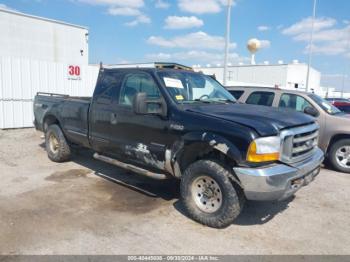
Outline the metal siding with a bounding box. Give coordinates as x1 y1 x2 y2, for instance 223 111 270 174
0 57 98 129
0 10 88 65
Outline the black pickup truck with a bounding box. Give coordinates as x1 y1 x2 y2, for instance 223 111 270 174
34 63 324 228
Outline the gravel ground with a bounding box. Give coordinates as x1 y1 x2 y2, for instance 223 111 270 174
0 128 349 255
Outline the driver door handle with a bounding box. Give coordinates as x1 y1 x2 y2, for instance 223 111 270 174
110 113 118 125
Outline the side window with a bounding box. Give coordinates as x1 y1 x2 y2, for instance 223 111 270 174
229 90 244 100
279 94 312 112
94 72 122 103
246 92 275 106
119 73 160 106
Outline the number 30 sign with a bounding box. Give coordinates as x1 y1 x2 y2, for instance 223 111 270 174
68 65 82 80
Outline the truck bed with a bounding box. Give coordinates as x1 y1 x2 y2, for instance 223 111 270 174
36 92 91 102
34 92 91 147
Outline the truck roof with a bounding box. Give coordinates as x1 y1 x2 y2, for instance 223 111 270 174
101 62 193 71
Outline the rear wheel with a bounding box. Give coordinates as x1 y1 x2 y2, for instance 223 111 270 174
180 160 244 228
45 124 71 162
329 139 350 173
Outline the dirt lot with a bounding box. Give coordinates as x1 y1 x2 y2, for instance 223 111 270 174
0 128 349 255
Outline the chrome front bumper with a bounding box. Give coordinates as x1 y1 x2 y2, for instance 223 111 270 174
233 148 324 201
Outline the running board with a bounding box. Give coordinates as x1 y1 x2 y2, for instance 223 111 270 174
93 153 168 180
94 172 157 197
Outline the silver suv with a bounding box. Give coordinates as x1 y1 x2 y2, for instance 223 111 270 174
227 86 350 173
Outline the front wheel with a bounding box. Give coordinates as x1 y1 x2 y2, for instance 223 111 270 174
180 160 244 228
329 139 350 173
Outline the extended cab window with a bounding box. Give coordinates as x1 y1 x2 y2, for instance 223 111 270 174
94 71 123 100
228 90 244 99
279 94 313 112
246 92 274 106
119 73 160 106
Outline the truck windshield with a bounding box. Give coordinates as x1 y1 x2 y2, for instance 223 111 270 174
157 71 236 104
309 94 343 115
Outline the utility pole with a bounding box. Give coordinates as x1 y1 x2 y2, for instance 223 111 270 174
306 0 317 93
223 0 233 86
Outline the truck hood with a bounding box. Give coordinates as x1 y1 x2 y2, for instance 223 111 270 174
187 103 315 136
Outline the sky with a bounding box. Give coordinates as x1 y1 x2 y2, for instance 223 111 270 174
0 0 350 90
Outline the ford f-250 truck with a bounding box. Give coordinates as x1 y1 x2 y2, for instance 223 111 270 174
34 62 324 228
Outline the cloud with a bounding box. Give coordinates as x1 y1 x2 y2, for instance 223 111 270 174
146 50 248 65
0 3 17 11
125 14 151 26
107 7 141 16
178 0 236 14
164 16 203 30
293 26 350 42
260 40 271 48
282 17 350 58
77 0 144 8
258 25 271 32
282 17 336 35
306 40 349 56
147 31 237 50
154 0 170 9
77 0 150 26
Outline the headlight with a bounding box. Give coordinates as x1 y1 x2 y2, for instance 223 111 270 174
247 136 281 162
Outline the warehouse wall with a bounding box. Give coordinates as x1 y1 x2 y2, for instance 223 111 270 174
0 9 89 65
196 65 288 87
196 64 321 93
0 57 99 129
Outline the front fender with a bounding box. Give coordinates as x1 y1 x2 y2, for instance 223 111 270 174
182 131 244 164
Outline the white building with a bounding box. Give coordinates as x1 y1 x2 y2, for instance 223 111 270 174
0 8 98 129
195 62 322 95
0 8 89 64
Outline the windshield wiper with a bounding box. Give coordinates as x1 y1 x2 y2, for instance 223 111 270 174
217 99 236 104
193 99 213 103
184 98 235 104
193 98 236 104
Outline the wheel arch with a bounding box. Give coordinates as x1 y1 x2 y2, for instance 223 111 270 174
327 133 350 155
173 132 244 186
43 114 61 132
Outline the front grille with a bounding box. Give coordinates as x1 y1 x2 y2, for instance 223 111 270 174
280 123 319 164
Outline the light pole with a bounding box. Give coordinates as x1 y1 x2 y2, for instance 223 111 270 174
223 0 233 86
341 29 350 98
306 0 317 93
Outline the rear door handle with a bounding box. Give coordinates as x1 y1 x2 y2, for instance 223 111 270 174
110 113 118 125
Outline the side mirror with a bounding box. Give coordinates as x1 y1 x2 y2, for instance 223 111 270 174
304 106 319 117
133 92 167 117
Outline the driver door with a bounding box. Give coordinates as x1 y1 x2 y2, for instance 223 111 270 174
111 72 171 170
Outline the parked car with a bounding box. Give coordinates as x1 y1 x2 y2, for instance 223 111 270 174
325 99 350 114
333 102 350 113
227 86 350 173
325 97 350 103
34 63 323 228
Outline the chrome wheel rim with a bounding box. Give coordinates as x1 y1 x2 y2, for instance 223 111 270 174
49 134 59 154
191 175 223 213
336 146 350 169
